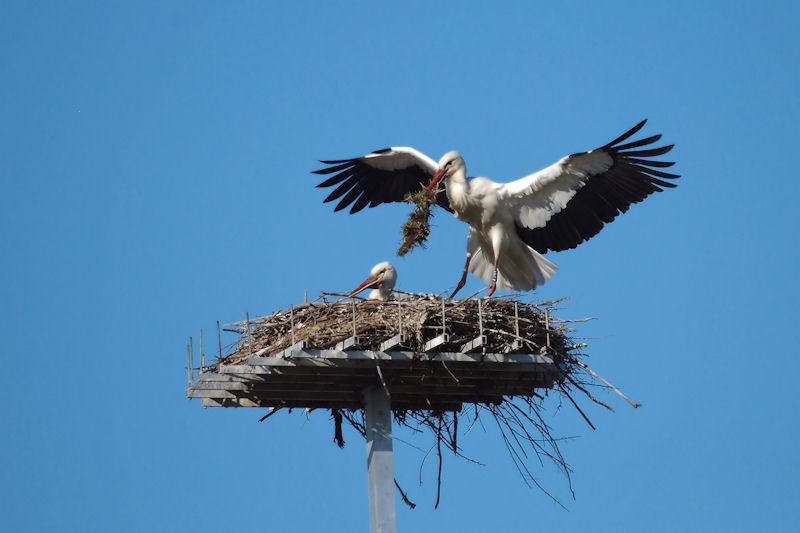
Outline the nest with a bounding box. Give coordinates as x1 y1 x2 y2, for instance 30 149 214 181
220 294 570 366
211 294 633 507
397 189 438 256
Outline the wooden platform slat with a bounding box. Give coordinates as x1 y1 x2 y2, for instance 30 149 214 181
248 349 554 365
188 349 556 410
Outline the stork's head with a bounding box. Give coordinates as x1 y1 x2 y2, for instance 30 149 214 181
427 151 464 190
348 261 397 300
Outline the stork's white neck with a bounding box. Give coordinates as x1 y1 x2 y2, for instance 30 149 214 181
445 167 473 215
368 286 393 300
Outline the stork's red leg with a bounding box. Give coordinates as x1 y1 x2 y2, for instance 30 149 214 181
487 259 498 297
449 253 472 299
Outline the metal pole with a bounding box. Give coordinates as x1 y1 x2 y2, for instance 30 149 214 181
478 298 483 336
545 309 551 352
188 337 194 382
246 311 252 356
290 305 295 345
217 320 222 363
199 328 204 373
364 387 397 533
397 301 403 337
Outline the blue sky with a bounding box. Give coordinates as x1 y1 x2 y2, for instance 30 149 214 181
2 1 799 531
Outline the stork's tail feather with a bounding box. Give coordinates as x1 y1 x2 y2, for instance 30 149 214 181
469 245 558 291
530 250 558 287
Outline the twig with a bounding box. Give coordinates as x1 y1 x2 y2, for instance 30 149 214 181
394 478 416 509
434 421 443 509
332 409 345 448
556 383 596 430
259 406 283 422
575 361 642 408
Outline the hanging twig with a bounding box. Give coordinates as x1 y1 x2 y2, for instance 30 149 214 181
434 420 443 509
332 409 345 448
259 406 283 422
394 478 416 510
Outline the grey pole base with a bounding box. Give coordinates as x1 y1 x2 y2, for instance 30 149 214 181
364 387 397 533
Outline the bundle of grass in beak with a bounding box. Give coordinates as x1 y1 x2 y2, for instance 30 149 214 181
397 188 438 256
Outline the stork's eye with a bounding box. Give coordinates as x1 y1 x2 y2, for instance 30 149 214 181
445 161 452 168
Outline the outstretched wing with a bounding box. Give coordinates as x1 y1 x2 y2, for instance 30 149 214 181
500 120 678 253
313 147 452 214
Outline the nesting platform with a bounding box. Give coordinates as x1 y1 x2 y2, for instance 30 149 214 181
188 348 557 412
186 296 576 412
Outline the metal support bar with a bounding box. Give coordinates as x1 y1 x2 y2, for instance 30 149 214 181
217 320 222 363
506 302 521 353
245 312 252 356
379 334 406 352
200 328 204 373
187 340 193 384
364 387 397 533
422 334 449 352
460 335 486 354
290 305 296 345
545 309 551 353
504 340 522 353
275 340 306 358
478 298 483 336
397 301 403 337
248 349 554 365
335 336 360 351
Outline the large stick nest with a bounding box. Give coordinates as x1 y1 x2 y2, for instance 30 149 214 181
219 294 572 367
214 294 623 507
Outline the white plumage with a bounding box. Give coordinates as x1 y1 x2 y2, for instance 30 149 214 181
316 120 678 297
347 261 398 301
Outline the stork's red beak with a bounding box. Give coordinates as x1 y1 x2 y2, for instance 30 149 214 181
348 275 380 297
427 168 447 191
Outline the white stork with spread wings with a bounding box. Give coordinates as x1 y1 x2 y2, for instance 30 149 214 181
314 120 678 297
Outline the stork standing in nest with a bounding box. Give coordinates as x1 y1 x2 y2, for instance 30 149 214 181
348 261 398 301
316 120 678 297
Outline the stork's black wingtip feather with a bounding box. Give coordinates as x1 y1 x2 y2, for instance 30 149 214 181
603 119 649 149
319 158 355 165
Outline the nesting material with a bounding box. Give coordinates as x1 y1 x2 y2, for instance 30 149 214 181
397 189 438 256
218 295 572 367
